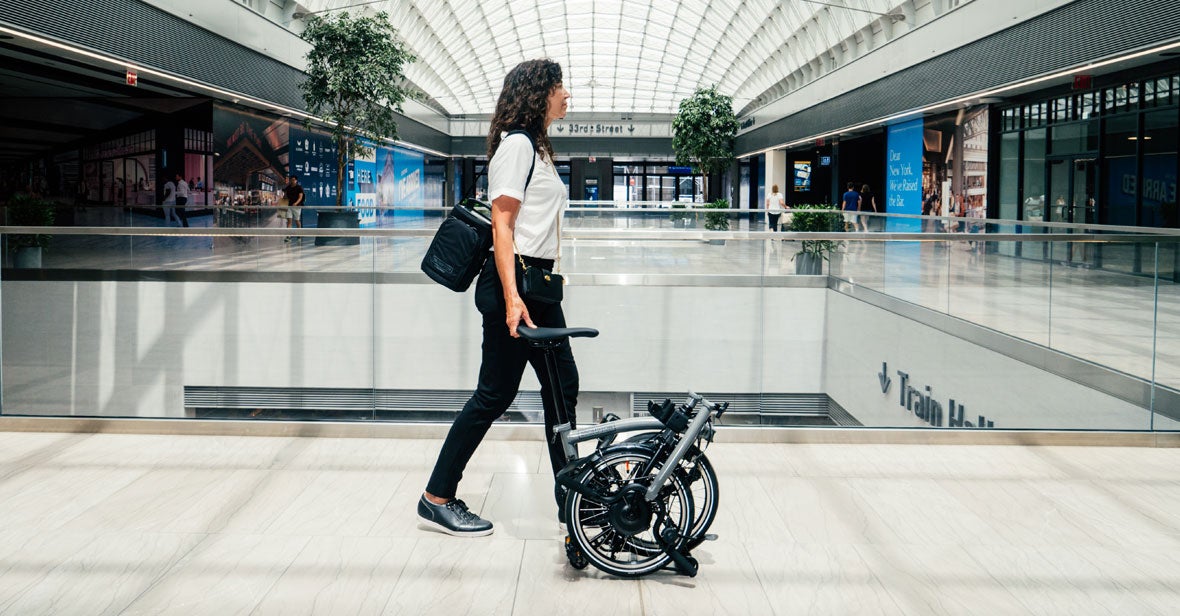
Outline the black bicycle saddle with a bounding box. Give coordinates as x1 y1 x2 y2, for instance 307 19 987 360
517 326 599 341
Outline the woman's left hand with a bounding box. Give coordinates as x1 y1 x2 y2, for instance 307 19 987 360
506 295 535 338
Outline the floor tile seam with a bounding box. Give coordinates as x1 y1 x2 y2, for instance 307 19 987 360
758 474 903 545
113 531 213 616
44 465 158 532
1082 478 1180 542
0 529 111 615
0 433 95 485
954 540 1053 614
360 470 414 537
846 542 956 615
961 542 1166 612
261 436 313 470
1026 477 1180 546
733 540 784 616
204 468 291 536
507 537 530 616
245 533 357 616
373 536 424 616
944 478 1129 548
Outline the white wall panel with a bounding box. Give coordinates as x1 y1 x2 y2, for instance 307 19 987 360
821 291 1151 430
2 281 827 417
5 278 1149 427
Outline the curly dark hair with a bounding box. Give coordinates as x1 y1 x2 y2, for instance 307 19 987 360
487 59 563 161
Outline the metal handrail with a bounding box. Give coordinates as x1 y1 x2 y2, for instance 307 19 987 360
2 225 1177 243
30 201 1180 235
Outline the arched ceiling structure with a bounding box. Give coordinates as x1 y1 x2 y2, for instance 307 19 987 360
292 0 944 117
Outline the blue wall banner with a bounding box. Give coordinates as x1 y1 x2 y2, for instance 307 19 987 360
289 126 339 207
392 146 425 224
886 118 924 221
349 140 378 226
885 118 924 289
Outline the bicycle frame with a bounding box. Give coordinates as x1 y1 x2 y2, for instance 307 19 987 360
552 392 721 502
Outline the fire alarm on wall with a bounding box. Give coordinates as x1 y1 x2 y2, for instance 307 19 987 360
126 69 137 86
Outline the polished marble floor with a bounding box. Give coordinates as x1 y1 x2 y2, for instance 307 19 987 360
2 429 1180 615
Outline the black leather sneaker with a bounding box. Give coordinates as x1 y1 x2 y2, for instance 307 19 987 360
417 495 493 537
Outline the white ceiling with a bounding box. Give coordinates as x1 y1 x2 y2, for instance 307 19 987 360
295 0 914 116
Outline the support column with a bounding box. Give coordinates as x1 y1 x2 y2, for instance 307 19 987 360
764 149 787 205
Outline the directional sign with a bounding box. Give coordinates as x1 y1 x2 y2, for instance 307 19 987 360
878 362 891 394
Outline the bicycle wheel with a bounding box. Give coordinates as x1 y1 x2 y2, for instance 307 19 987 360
565 447 694 578
622 433 718 550
679 453 719 550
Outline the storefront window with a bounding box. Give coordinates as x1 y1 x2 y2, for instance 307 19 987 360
1103 114 1138 225
999 132 1020 220
1022 128 1046 221
1142 109 1178 227
1049 120 1098 155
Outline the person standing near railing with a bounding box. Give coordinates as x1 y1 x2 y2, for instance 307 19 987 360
161 175 183 227
841 182 860 231
282 175 305 242
858 184 878 232
766 184 785 231
173 173 190 227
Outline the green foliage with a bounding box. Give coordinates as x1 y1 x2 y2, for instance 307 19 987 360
669 202 692 225
6 193 55 250
300 11 415 206
702 199 730 231
789 203 842 259
671 86 738 177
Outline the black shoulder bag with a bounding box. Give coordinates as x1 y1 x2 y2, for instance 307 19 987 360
420 130 535 292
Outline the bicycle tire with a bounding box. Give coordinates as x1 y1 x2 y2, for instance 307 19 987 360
564 446 694 578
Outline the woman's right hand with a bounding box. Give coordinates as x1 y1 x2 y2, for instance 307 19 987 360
506 295 536 338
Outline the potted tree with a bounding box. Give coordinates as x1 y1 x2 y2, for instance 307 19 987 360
670 202 693 229
701 198 730 244
300 10 414 244
789 203 842 275
672 86 738 238
6 193 55 268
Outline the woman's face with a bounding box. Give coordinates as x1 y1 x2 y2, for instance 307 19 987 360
545 84 571 125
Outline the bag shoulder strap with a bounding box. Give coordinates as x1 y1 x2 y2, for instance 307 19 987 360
505 129 537 191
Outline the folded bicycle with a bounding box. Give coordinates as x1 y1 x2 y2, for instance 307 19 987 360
519 325 728 578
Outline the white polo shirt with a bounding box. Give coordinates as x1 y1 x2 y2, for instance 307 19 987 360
488 132 566 259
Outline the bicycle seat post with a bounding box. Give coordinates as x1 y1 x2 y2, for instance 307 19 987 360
516 326 598 439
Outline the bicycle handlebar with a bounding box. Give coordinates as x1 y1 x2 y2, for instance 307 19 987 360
686 392 727 417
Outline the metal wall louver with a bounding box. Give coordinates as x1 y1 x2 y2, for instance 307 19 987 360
184 386 854 425
184 386 545 413
629 392 831 417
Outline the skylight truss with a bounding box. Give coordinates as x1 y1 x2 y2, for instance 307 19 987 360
294 0 917 116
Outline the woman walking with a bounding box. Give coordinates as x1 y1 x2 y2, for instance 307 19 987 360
419 59 575 536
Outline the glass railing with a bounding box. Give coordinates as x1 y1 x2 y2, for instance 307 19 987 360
1 208 1176 431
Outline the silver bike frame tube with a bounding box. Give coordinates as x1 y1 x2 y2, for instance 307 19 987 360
554 417 666 460
643 405 713 501
566 417 665 445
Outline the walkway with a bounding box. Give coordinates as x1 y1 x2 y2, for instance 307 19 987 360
1 430 1179 614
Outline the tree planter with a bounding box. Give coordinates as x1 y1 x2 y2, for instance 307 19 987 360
14 246 42 268
795 252 822 275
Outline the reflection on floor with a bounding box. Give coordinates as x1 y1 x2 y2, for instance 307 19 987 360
1 430 1179 615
